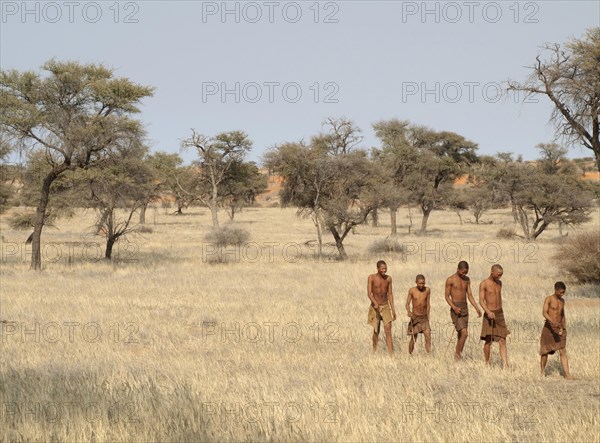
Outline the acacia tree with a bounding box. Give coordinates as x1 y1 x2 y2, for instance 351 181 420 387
147 152 200 215
0 137 14 214
492 145 594 239
507 28 600 172
372 119 414 236
181 130 253 226
219 160 268 220
266 118 381 260
0 60 153 270
77 144 155 259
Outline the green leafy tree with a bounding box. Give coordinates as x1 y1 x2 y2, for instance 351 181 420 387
0 60 153 269
266 118 381 260
75 142 155 259
219 160 268 220
181 130 253 226
492 145 594 239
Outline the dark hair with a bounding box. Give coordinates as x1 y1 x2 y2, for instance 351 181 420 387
377 260 387 268
492 264 503 271
415 274 425 281
458 261 469 270
554 281 566 291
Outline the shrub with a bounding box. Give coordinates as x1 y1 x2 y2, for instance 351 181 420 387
138 226 153 234
496 227 516 239
553 231 600 284
204 225 250 247
368 236 404 255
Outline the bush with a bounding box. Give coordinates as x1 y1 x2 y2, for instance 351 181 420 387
368 236 404 255
8 212 36 230
204 225 250 247
496 227 516 239
138 226 153 234
553 231 600 284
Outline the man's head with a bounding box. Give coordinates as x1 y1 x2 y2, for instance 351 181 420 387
415 274 426 290
377 260 387 276
457 261 469 277
491 264 504 280
554 281 566 297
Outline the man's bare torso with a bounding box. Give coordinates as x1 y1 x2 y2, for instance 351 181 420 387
369 274 391 305
545 295 564 325
481 277 502 310
447 274 469 302
409 287 429 316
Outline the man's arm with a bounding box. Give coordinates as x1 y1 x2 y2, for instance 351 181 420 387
467 279 482 317
479 280 494 319
405 289 412 318
445 277 460 314
426 288 431 321
388 277 396 320
542 297 553 324
367 275 378 309
561 301 566 330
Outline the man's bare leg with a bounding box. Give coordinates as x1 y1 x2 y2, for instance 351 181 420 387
425 331 431 353
540 354 548 375
408 335 416 354
559 349 572 379
483 338 492 365
455 328 468 361
499 338 509 369
384 323 393 354
372 331 379 352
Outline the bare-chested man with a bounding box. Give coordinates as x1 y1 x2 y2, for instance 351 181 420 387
367 260 396 354
479 264 510 369
540 281 572 379
406 274 431 354
445 261 481 361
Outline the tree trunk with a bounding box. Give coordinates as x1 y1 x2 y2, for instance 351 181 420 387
328 225 348 260
105 236 116 260
420 208 432 233
558 220 563 237
139 203 147 224
30 170 60 271
211 183 219 227
372 208 378 227
390 207 397 236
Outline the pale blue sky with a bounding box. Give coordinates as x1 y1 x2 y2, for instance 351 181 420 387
1 1 598 163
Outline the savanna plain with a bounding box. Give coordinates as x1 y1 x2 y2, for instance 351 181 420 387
1 206 599 442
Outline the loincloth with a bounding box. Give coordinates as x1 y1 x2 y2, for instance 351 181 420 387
407 314 430 335
367 302 392 334
450 300 469 332
480 309 510 342
539 320 567 355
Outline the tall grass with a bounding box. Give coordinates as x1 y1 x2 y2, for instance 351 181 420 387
1 206 598 442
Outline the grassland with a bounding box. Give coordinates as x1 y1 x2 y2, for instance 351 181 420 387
1 206 599 442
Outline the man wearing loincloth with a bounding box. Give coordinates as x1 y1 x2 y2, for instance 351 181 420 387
540 281 572 379
479 264 510 369
406 274 431 354
445 261 481 361
367 260 396 354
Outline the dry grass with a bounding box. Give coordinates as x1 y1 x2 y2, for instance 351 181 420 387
1 206 599 442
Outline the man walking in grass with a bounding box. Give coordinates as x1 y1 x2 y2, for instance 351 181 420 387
406 274 431 354
367 260 396 354
479 264 510 369
540 281 572 379
445 261 481 361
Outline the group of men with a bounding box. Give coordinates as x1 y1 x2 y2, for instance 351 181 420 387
367 260 572 379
